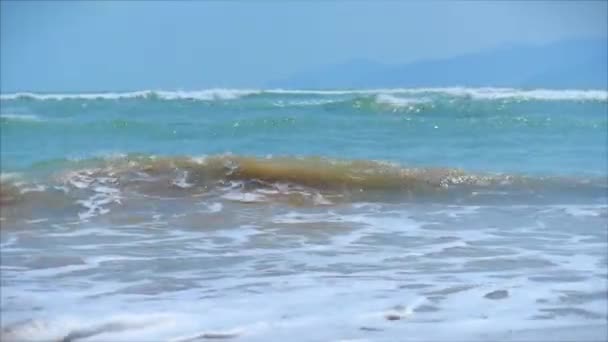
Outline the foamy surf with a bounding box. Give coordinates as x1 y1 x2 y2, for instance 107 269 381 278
1 86 606 341
2 200 606 341
1 154 605 224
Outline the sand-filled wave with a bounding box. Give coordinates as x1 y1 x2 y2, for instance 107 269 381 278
1 154 605 221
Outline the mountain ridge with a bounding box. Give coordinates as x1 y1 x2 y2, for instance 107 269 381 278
268 39 608 89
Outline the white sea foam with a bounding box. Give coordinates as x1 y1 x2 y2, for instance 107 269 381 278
0 236 19 248
153 89 260 100
429 87 608 101
77 186 122 220
271 211 344 224
19 185 47 194
561 205 604 217
1 314 171 342
172 171 193 189
273 98 340 107
374 94 430 107
200 202 223 213
0 91 150 101
312 193 333 205
0 89 260 101
221 191 267 203
0 172 22 182
270 88 608 101
168 328 243 342
2 88 606 101
1 199 606 341
0 114 43 122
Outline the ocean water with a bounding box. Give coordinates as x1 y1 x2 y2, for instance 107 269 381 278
1 88 607 341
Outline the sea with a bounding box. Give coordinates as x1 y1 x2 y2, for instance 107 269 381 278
1 88 607 341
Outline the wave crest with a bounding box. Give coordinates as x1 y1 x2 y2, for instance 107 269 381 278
2 88 606 102
3 154 604 206
1 154 605 224
0 89 261 101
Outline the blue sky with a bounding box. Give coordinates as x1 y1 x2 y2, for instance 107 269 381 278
1 1 606 91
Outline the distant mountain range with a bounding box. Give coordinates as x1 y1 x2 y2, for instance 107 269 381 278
268 39 607 89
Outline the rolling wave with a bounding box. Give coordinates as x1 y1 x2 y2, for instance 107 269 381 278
2 87 606 102
0 89 261 101
1 154 605 218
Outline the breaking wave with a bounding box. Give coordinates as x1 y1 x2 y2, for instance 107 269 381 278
2 87 606 102
0 89 261 101
1 154 605 221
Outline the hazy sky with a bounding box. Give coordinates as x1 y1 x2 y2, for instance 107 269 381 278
1 1 606 91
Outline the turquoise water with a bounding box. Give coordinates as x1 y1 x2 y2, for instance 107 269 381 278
1 88 607 341
2 88 607 176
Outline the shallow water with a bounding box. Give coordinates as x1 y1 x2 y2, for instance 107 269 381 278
1 88 607 341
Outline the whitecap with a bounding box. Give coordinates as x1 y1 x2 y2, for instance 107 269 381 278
0 89 260 101
0 114 43 122
3 88 606 102
421 87 608 101
266 88 608 101
374 94 430 108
